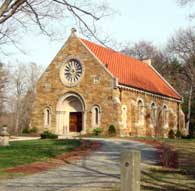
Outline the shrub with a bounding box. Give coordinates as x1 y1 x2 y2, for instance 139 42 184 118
40 131 58 139
175 129 182 138
22 127 38 134
159 145 178 168
22 128 30 134
108 124 116 136
30 127 38 133
168 129 175 139
93 127 103 136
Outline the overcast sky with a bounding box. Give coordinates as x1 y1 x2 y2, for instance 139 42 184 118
1 0 194 68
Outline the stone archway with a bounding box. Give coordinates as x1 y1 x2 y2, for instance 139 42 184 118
56 92 86 135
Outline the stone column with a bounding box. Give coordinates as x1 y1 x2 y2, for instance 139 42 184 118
0 126 10 146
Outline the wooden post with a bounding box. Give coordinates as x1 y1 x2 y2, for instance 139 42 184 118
120 150 141 191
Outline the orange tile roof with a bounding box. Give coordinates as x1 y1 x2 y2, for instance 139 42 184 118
80 38 181 100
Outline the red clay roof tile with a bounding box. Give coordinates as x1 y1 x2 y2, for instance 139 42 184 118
80 38 181 100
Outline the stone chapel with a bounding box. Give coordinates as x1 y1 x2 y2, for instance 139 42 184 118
31 29 185 137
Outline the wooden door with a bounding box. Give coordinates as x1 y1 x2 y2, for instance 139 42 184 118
69 112 82 132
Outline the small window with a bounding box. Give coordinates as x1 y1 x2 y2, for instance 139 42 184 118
151 102 157 126
44 107 51 128
163 105 169 128
91 105 101 128
95 107 99 125
138 99 144 124
93 76 100 84
121 105 127 129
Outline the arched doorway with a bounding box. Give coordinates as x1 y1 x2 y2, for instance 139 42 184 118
56 93 85 135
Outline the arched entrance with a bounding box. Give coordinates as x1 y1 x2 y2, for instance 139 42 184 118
56 93 85 135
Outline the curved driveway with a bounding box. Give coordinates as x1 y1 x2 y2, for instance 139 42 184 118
0 138 158 191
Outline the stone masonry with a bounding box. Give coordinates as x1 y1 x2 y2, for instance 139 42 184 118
31 31 185 138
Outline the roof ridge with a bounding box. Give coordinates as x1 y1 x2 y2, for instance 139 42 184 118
79 37 181 100
79 38 146 65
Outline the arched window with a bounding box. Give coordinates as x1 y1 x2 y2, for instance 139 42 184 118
138 99 144 124
95 107 99 125
163 105 169 128
44 107 51 128
91 105 101 128
151 102 157 126
121 105 127 129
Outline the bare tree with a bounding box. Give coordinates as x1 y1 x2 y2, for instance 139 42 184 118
19 63 42 131
0 0 112 48
177 0 195 18
121 40 172 76
177 0 195 6
168 27 195 133
26 62 42 94
0 62 8 114
121 40 158 60
10 63 27 133
7 62 42 133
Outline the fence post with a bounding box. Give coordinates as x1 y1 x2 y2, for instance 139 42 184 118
120 150 141 191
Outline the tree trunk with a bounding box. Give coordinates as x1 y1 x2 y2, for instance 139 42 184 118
15 112 19 134
186 84 193 134
15 96 20 134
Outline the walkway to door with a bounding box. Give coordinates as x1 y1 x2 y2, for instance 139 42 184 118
0 138 158 191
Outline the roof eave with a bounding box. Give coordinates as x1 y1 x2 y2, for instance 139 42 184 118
118 83 182 103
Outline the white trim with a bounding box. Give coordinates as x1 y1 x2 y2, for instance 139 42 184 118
91 105 101 128
56 92 86 135
136 97 144 106
150 102 157 128
150 101 157 109
43 106 52 128
118 84 182 103
162 104 169 129
121 105 127 129
137 99 145 126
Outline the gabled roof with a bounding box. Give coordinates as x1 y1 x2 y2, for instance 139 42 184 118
80 38 181 100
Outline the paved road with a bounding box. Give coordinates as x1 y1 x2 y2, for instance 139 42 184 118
0 138 158 191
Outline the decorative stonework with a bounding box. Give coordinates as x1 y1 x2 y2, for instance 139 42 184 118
60 56 85 87
31 32 185 138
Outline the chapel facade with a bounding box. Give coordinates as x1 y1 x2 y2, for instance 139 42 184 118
31 29 185 137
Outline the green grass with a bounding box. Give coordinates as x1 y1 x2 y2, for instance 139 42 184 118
0 139 80 170
130 137 195 191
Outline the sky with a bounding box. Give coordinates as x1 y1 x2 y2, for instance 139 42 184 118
1 0 194 68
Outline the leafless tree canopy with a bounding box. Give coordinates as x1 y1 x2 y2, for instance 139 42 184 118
121 40 171 76
177 0 195 19
121 40 158 60
3 62 42 132
168 27 195 131
0 0 112 46
177 0 195 6
0 62 7 113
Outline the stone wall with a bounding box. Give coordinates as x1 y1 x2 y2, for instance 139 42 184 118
31 34 118 135
113 87 185 137
31 33 185 138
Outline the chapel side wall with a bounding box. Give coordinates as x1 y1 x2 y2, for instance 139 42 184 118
114 88 184 137
30 34 118 135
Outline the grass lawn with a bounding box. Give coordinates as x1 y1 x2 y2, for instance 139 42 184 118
131 137 195 191
0 139 80 178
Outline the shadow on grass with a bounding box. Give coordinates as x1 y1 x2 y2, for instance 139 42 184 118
141 167 195 191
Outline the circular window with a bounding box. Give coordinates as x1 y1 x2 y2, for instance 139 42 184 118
60 58 84 87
